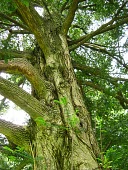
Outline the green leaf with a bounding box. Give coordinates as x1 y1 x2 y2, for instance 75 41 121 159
54 97 67 105
35 117 47 126
8 156 16 161
3 146 13 153
60 97 67 105
54 100 60 104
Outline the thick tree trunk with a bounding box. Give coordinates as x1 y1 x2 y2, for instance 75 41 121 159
0 2 101 169
30 34 101 170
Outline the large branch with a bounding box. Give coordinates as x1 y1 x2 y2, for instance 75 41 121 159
68 17 118 46
13 0 51 53
12 0 41 31
0 118 30 150
62 0 79 35
0 76 51 120
0 77 25 111
0 58 48 98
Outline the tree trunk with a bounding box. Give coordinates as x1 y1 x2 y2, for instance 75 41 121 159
0 1 102 169
29 33 100 170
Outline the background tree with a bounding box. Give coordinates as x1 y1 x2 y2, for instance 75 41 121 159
0 0 128 169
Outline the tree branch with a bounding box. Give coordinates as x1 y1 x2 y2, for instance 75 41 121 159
98 15 128 34
0 76 50 120
41 0 52 17
68 17 118 46
72 61 128 81
69 15 128 50
0 21 15 27
13 0 51 53
62 0 79 35
80 80 128 109
0 77 26 111
73 61 128 108
0 118 30 150
72 60 104 77
0 12 29 31
0 58 48 98
0 49 32 60
82 43 128 70
8 29 31 34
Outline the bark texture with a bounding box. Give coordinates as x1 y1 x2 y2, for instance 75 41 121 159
0 1 103 169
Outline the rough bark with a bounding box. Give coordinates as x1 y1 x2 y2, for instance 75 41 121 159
0 36 101 169
0 118 30 150
30 35 100 169
0 1 104 169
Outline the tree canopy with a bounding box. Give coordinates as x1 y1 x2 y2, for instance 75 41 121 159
0 0 128 169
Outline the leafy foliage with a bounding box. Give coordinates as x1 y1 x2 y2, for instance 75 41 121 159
0 136 33 170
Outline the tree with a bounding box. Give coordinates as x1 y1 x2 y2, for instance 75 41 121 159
0 0 128 169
